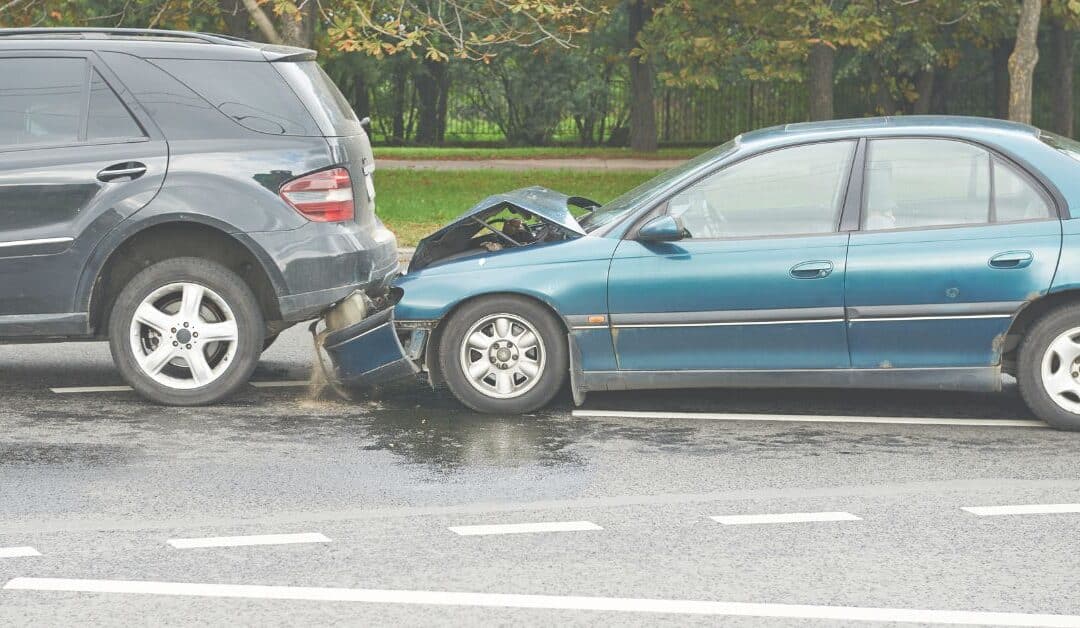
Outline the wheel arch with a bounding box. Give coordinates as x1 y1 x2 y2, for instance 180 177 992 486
83 217 287 336
423 290 571 387
1002 288 1080 375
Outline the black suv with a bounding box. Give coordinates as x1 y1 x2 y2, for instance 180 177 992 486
0 28 398 404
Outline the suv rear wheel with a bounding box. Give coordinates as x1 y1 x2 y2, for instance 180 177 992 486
108 257 263 406
1018 304 1080 430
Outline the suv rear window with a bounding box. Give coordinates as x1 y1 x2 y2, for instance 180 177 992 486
150 59 321 136
275 61 363 137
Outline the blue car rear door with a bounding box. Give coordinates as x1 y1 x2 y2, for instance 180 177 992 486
607 140 858 372
845 137 1062 369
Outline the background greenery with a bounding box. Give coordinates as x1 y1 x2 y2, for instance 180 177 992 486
4 1 1079 149
375 169 659 245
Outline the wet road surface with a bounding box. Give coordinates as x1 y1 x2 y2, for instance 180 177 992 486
2 326 1080 626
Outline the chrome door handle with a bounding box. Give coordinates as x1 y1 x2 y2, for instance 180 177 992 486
989 251 1033 269
97 162 147 182
790 260 834 279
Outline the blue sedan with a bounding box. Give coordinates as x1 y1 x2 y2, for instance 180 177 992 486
324 116 1080 430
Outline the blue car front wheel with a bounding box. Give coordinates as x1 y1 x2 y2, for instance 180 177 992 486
438 296 567 414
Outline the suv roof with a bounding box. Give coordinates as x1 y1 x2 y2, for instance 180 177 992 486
0 27 315 62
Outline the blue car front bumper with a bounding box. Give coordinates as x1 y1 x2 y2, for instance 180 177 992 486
322 307 428 387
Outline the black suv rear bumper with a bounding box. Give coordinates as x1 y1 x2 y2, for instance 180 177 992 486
249 219 399 322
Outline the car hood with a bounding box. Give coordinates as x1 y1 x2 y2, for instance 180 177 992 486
408 186 596 272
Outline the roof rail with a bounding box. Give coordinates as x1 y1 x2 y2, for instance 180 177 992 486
0 27 250 47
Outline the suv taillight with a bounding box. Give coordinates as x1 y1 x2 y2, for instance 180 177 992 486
280 167 354 222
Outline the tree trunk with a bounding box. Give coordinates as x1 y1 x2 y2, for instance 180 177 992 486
1050 18 1074 137
992 39 1012 118
390 65 408 144
276 1 316 48
628 0 657 152
807 42 834 121
414 59 448 145
218 0 255 40
1008 0 1042 123
869 61 897 115
912 69 935 115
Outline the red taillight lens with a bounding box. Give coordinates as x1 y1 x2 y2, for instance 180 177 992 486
280 167 354 222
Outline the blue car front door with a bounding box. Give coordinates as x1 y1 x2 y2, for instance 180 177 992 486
845 138 1062 368
607 140 858 372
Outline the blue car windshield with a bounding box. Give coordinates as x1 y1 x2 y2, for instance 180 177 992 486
579 140 738 233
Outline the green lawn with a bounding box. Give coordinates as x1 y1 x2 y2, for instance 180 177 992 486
375 168 660 246
374 146 706 161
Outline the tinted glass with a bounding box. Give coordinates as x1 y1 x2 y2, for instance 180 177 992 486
87 70 144 141
993 157 1051 222
668 140 854 239
864 139 990 230
0 58 85 147
151 59 320 136
579 140 737 233
277 61 361 136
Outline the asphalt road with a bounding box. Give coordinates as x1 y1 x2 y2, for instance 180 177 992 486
2 326 1080 626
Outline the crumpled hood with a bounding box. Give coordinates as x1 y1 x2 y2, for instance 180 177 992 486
408 186 595 272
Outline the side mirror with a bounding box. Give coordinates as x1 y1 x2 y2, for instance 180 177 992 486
637 215 686 242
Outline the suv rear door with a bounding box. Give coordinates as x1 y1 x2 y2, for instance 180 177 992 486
0 51 167 336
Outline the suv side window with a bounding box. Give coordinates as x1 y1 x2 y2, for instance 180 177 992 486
149 59 320 136
0 58 86 148
863 138 991 230
667 140 855 239
87 69 145 141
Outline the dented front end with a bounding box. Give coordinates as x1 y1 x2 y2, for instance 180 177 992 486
319 186 595 388
322 306 429 387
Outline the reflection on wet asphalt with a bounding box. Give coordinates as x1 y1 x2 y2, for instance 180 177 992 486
4 331 1080 626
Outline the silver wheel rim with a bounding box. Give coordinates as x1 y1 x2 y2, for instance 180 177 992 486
1040 326 1080 413
128 282 239 390
458 313 546 399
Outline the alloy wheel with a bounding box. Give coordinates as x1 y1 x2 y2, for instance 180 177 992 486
458 313 546 399
128 282 239 389
1040 325 1080 413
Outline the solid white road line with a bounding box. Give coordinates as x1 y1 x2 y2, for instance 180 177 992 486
710 512 861 525
0 547 40 558
6 578 1080 626
49 385 133 394
572 409 1047 428
249 380 309 388
167 533 331 549
962 504 1080 517
449 521 603 536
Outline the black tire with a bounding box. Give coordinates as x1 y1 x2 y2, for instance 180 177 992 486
1017 303 1080 431
437 295 567 413
107 257 264 406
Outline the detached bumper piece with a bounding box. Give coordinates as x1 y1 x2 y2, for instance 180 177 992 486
322 307 424 387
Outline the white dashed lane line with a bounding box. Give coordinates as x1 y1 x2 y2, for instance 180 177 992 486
6 578 1080 626
248 380 309 388
50 381 308 394
49 385 134 394
710 512 861 526
0 547 40 558
573 409 1047 428
449 521 603 536
962 504 1080 517
167 533 331 549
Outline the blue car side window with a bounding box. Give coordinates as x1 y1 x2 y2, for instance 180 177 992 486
863 138 991 230
667 140 855 239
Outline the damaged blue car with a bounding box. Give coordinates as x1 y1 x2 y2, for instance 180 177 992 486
323 116 1080 431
